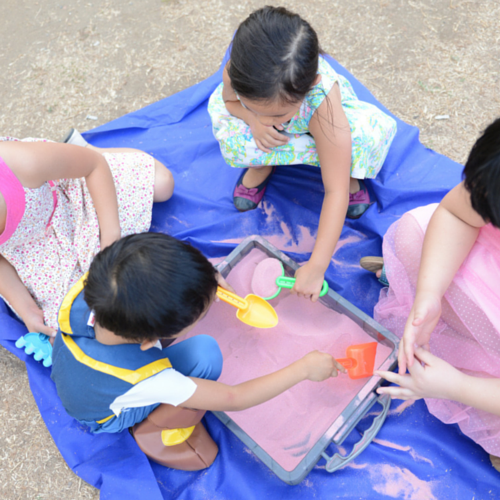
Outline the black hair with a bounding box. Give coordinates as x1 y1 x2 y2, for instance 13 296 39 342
463 117 500 227
84 233 218 341
229 6 320 105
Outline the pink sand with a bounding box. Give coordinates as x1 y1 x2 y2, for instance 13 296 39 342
251 258 282 298
369 464 437 500
185 248 392 471
372 439 434 466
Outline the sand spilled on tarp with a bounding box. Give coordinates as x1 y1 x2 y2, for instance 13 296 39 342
369 464 437 500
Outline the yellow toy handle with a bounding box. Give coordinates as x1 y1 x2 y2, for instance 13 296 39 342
216 286 248 310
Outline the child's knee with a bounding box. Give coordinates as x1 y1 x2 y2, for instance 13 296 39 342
189 335 223 381
154 160 174 202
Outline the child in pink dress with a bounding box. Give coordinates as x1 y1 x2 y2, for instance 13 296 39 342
0 135 174 337
367 118 500 470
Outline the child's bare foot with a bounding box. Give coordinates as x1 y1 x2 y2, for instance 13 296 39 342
490 454 500 472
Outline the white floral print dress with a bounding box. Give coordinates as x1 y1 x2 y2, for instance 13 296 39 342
0 137 155 329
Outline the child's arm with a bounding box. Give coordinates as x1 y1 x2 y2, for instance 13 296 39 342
4 141 121 249
221 65 288 153
398 182 485 374
0 255 57 336
183 350 345 412
376 348 500 416
293 83 352 301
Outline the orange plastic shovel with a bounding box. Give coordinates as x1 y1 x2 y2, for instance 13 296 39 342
336 342 377 379
216 286 278 329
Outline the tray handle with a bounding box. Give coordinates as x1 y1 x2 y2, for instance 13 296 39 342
321 393 390 472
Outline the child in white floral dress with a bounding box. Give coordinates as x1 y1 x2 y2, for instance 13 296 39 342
208 6 397 302
0 135 174 337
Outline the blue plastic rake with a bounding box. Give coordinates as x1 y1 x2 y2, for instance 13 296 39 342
15 332 53 368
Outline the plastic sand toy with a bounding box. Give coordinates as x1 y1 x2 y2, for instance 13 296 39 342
336 342 377 379
216 286 278 328
15 332 53 367
251 257 328 300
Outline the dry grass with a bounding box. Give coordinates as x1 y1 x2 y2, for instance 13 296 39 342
0 0 498 497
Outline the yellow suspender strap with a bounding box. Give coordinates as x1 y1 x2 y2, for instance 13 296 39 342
58 273 88 334
61 335 172 425
61 334 172 385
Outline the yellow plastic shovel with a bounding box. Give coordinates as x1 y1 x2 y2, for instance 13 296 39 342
216 286 278 328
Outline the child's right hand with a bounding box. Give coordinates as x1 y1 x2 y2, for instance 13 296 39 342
300 351 346 381
249 117 289 153
399 291 442 374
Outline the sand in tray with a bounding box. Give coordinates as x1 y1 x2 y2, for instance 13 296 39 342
182 248 393 472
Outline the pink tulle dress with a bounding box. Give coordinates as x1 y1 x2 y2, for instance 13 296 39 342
0 137 155 330
374 203 500 456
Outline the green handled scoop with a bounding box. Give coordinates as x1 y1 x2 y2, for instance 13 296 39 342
251 258 329 300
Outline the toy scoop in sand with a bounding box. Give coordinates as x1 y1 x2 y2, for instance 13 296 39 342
336 342 377 379
216 286 278 329
251 258 329 300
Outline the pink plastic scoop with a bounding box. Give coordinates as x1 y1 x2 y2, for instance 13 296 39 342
251 257 328 300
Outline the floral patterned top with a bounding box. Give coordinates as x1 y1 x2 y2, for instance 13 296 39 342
208 56 397 179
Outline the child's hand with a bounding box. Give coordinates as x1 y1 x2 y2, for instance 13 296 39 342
23 305 57 338
249 117 289 153
376 348 463 401
216 272 235 294
300 351 346 381
399 291 442 374
292 263 325 302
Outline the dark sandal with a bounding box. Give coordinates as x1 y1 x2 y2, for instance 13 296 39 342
359 256 389 286
233 167 276 212
347 179 372 219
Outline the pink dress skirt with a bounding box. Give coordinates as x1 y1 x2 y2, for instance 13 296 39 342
374 203 500 456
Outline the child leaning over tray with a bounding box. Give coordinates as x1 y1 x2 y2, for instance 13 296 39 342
51 232 345 470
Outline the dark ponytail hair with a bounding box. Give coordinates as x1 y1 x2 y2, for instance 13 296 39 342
228 6 320 104
463 117 500 227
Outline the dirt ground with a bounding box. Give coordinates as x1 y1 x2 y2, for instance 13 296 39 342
0 0 498 498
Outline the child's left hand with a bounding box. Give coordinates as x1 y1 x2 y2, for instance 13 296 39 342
216 272 235 294
375 347 465 401
292 262 325 302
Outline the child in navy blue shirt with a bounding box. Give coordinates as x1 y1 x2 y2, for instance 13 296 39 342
51 232 343 470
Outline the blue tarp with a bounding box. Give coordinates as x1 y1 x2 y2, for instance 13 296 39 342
1 51 499 499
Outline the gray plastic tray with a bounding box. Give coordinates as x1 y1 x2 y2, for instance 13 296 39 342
214 235 399 485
